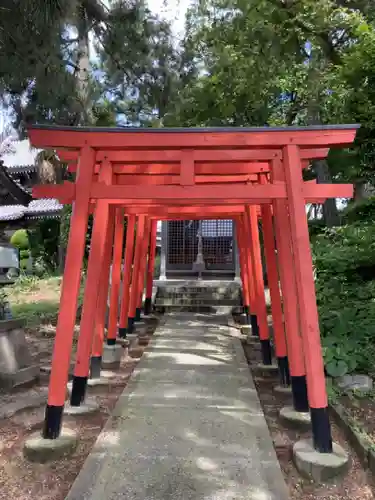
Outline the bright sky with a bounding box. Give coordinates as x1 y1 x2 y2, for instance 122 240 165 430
147 0 192 38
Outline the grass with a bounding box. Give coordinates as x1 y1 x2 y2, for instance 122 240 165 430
4 274 63 326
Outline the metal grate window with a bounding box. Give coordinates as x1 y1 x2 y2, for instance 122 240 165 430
166 219 234 272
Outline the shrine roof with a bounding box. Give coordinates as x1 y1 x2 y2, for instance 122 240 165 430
28 124 360 133
1 139 39 172
0 199 62 223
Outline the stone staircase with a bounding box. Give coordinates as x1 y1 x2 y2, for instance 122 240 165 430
154 280 242 312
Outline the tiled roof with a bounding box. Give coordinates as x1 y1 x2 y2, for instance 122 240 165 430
0 198 63 222
1 140 39 170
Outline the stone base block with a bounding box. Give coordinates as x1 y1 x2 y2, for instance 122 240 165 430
102 344 123 369
274 385 292 395
280 405 311 429
87 375 112 387
137 334 150 346
240 325 252 336
0 365 39 389
116 338 130 348
129 345 144 359
246 335 260 345
293 439 349 482
64 398 99 415
253 363 278 374
237 313 248 325
24 428 78 462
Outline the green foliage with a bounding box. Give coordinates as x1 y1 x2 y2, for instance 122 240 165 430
0 288 8 321
10 229 29 251
343 197 375 224
313 222 375 375
27 220 60 273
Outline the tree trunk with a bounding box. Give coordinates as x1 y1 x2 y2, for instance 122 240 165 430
354 181 366 202
76 6 93 125
314 159 340 227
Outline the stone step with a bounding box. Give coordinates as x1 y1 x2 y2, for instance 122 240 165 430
154 299 240 306
157 287 239 294
155 293 240 299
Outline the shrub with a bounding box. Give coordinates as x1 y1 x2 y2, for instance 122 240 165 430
343 197 375 224
313 222 375 376
10 229 29 250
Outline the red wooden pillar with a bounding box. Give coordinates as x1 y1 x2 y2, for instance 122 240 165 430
272 159 309 412
107 208 125 344
235 219 250 322
118 215 136 338
283 145 332 453
240 215 258 329
260 179 290 385
90 205 116 378
43 146 95 439
239 216 257 316
70 159 113 408
144 219 158 315
135 218 151 322
245 205 272 365
127 215 146 333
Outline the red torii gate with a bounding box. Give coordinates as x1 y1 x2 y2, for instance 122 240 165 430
28 124 358 457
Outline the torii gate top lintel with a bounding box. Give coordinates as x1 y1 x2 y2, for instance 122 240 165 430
29 124 359 207
28 124 359 150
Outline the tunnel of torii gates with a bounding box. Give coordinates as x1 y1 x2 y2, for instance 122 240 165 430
28 123 359 455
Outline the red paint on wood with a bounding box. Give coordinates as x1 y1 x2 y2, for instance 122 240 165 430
283 145 328 409
146 220 158 299
47 146 96 407
28 126 357 150
136 218 151 310
73 159 113 379
119 215 136 329
272 158 305 377
107 208 125 341
245 206 269 341
128 216 146 320
92 205 116 357
260 176 287 358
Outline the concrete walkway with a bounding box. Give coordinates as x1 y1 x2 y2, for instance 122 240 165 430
66 313 289 500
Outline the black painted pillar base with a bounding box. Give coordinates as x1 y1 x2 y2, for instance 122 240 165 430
107 338 116 346
277 356 291 387
311 407 333 453
250 314 259 336
144 297 152 315
127 317 135 334
243 305 250 322
260 339 272 365
70 375 88 406
135 307 142 322
90 356 102 379
43 405 64 439
118 327 128 338
291 375 309 413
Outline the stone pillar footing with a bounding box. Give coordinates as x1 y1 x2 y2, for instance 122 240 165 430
102 344 123 369
64 398 99 415
279 405 311 429
293 439 349 482
24 428 78 462
274 385 292 395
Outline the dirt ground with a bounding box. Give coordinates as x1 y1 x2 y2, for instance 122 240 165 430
242 338 375 500
339 391 375 443
2 275 374 500
0 316 159 500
